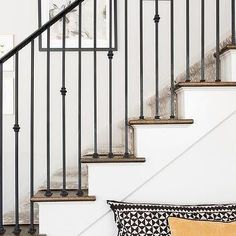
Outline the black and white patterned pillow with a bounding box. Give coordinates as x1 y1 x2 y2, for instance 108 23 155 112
107 200 236 236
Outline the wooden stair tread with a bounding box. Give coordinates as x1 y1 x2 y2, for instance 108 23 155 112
2 225 45 236
31 189 96 202
82 155 145 163
129 118 194 125
176 82 236 89
219 44 236 55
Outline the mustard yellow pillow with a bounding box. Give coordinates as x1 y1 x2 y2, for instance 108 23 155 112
169 217 236 236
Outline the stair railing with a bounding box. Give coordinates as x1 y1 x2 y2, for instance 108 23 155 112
0 0 235 235
139 0 236 120
0 0 84 234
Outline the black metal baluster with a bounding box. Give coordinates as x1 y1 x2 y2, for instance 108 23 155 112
45 28 52 197
232 0 236 44
114 0 118 50
108 0 114 158
200 0 205 82
216 0 221 82
170 0 175 119
93 0 99 159
0 63 5 235
139 0 144 120
124 0 129 158
60 16 68 197
13 52 21 235
28 41 36 235
185 0 190 82
154 0 160 119
77 3 83 196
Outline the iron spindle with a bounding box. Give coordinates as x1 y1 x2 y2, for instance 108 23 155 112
28 41 36 235
60 16 68 197
200 0 205 82
93 0 99 159
170 0 175 119
0 63 5 235
13 52 21 235
108 0 114 158
216 0 220 82
139 0 144 120
124 0 129 158
232 0 236 44
186 0 190 82
114 0 118 51
45 28 52 197
77 3 83 196
154 0 160 119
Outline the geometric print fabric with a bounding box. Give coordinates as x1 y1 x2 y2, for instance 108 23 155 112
108 200 236 236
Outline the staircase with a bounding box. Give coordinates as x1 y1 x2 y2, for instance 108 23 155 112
0 0 236 235
148 34 233 118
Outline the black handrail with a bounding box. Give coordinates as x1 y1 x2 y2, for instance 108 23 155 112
0 0 84 64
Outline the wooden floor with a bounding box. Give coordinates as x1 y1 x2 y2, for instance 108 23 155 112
2 225 45 236
31 189 96 202
82 154 146 163
176 81 236 89
129 118 194 125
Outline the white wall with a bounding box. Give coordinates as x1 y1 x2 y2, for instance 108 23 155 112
0 0 233 215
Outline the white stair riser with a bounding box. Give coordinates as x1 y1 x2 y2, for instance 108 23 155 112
221 50 236 81
177 87 236 120
39 87 236 236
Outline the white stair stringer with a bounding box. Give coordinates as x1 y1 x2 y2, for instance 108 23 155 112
38 87 236 236
128 109 236 204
